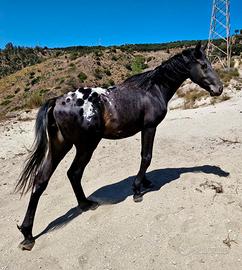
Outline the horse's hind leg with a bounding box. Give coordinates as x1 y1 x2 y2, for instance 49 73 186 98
67 138 100 211
18 140 72 251
133 127 156 202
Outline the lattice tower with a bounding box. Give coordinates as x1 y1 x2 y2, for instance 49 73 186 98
207 0 231 68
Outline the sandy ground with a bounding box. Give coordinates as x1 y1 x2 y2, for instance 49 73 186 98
0 92 242 270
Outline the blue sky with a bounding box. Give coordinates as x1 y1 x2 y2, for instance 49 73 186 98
0 0 241 48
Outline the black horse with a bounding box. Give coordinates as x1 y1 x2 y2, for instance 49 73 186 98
16 42 223 250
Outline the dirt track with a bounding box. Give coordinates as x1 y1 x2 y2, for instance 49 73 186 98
0 92 242 270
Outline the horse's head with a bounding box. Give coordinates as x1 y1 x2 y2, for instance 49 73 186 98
185 42 223 96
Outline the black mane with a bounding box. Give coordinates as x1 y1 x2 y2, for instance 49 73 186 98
121 48 195 90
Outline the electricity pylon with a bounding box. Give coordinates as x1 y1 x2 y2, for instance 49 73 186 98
207 0 231 69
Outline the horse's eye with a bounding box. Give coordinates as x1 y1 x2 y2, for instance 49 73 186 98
202 63 208 70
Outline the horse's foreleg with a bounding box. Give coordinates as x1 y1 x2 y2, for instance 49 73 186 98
133 127 156 202
18 142 71 251
67 140 100 211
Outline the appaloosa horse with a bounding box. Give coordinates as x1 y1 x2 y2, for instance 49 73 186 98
16 42 223 250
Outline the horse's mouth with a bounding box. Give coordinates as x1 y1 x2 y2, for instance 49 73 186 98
209 91 219 97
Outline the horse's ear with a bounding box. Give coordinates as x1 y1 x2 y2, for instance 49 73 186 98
194 41 202 58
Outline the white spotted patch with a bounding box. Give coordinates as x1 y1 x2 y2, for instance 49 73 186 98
65 87 108 121
90 87 107 95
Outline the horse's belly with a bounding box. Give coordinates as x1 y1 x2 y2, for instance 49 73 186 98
102 110 142 139
103 123 141 139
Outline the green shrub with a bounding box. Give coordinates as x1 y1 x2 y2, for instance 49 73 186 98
69 62 76 68
0 99 12 106
55 51 62 57
59 78 65 84
78 72 88 82
5 94 15 99
31 76 41 85
125 63 132 71
108 79 115 86
69 52 79 60
29 72 35 79
111 55 118 61
94 51 103 57
104 69 111 76
131 55 148 75
93 68 103 80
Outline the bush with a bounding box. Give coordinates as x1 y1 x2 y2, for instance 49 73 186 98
59 78 65 84
93 68 103 80
0 99 12 106
69 52 79 60
104 69 111 76
131 55 148 75
125 63 132 71
31 76 41 85
111 55 118 61
108 79 115 86
29 72 35 79
94 51 103 57
78 72 88 82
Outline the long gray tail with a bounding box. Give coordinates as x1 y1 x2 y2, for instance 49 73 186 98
15 98 57 195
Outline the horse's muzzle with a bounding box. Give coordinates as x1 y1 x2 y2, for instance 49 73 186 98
210 85 223 96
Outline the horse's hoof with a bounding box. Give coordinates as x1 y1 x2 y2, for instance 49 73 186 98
79 200 99 212
133 195 143 203
18 239 35 251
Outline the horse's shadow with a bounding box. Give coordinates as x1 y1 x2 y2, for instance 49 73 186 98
34 164 229 240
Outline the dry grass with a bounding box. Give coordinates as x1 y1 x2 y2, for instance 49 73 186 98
210 93 231 105
25 91 44 109
176 88 209 109
216 68 240 83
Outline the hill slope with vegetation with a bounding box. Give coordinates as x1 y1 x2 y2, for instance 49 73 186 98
0 40 241 118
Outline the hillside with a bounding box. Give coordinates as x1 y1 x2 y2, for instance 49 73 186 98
0 41 241 118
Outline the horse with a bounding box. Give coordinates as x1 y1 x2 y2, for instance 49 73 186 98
15 42 223 250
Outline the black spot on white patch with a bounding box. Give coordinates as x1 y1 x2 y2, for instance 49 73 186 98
62 101 66 105
79 108 84 116
66 98 71 103
78 88 85 94
71 92 75 97
76 98 84 106
92 92 98 98
83 88 92 99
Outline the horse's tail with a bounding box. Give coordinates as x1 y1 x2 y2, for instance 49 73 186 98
15 98 57 196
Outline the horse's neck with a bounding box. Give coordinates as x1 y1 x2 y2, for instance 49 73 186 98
157 57 189 103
